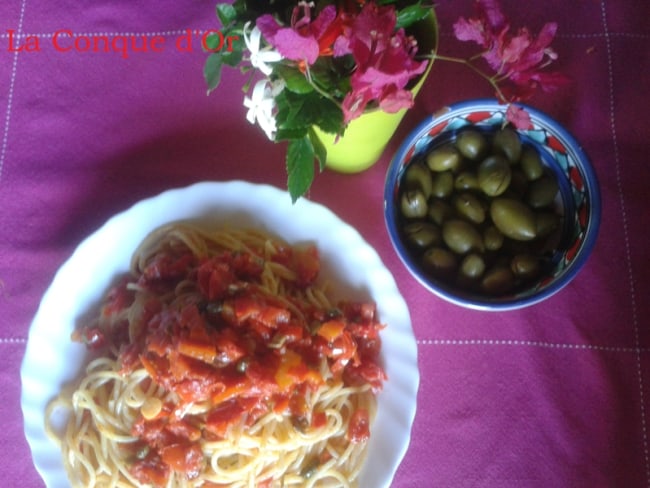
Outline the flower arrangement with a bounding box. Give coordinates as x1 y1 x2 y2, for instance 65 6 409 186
204 0 566 201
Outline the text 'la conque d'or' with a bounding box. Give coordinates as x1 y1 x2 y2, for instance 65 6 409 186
5 29 239 59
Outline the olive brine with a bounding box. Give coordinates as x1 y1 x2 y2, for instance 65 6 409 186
398 127 563 296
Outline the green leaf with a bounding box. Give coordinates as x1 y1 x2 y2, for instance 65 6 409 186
216 4 238 26
204 53 224 93
275 126 308 142
220 45 244 67
396 3 431 30
286 137 316 202
312 96 344 134
309 128 327 171
279 91 343 134
310 56 354 100
275 65 314 94
204 31 225 51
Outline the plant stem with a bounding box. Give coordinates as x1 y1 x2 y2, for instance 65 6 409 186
304 65 344 111
427 53 507 102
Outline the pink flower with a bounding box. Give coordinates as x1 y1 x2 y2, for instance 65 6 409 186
453 0 569 102
340 2 427 123
505 103 533 130
257 3 342 66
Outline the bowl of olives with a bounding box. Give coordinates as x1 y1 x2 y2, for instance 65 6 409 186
384 99 601 310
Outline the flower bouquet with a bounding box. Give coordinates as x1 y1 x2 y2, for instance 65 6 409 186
204 0 566 201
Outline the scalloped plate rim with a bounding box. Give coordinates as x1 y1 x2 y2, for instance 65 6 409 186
20 180 419 488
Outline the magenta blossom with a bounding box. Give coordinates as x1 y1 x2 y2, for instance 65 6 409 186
257 3 339 66
453 0 569 103
505 103 533 130
340 2 428 123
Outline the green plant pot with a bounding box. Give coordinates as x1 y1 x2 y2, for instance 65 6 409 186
313 10 439 174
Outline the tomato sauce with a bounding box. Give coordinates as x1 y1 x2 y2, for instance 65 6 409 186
74 241 387 486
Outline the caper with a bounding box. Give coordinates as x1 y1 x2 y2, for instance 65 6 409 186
520 146 544 181
428 199 454 225
442 219 484 254
456 130 487 160
403 162 433 198
510 254 541 280
490 198 537 241
453 192 486 224
493 127 522 163
422 247 457 277
426 144 462 172
460 253 486 279
400 189 428 218
481 266 515 295
526 175 559 209
455 171 479 191
431 171 454 198
403 222 442 248
478 155 511 196
483 225 505 251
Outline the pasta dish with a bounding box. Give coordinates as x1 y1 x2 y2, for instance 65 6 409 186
46 222 387 487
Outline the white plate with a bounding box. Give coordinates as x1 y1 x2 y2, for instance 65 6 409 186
20 181 418 488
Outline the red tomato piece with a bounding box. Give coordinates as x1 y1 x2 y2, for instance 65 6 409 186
159 441 204 477
197 259 236 301
177 338 217 364
130 453 170 487
347 408 370 443
312 411 327 429
101 278 134 317
141 252 195 283
214 334 246 364
204 399 246 438
343 360 387 393
231 252 264 279
292 244 320 287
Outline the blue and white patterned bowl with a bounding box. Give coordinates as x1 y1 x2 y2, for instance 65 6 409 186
384 99 601 311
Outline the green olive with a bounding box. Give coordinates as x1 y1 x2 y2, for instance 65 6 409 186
510 254 541 280
453 192 486 224
422 247 457 277
456 130 487 160
442 219 484 254
431 171 454 198
455 171 479 191
493 128 522 164
481 266 515 295
490 198 537 241
428 199 454 225
460 253 486 279
483 225 505 251
526 175 559 209
520 146 544 181
426 144 462 172
403 222 442 248
478 155 512 197
535 211 561 238
400 189 428 218
403 162 433 198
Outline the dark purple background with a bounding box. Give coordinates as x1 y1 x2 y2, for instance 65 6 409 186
2 0 649 486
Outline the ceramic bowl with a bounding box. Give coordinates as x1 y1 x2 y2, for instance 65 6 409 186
384 99 601 311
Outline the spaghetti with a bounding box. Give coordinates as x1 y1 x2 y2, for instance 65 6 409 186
47 222 387 487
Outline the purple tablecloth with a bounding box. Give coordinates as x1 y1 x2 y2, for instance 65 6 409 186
2 0 649 486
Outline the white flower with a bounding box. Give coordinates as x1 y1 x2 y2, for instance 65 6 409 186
243 79 278 140
244 22 282 76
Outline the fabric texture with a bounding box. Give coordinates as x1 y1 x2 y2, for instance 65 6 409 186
1 0 649 486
